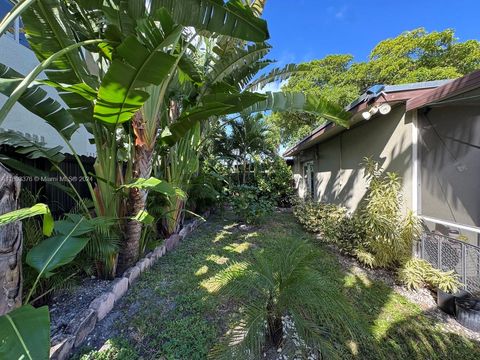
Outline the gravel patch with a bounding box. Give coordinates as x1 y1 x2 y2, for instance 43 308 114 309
49 278 111 339
325 243 480 342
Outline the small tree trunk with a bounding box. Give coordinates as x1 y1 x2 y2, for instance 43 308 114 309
0 164 22 315
118 111 155 273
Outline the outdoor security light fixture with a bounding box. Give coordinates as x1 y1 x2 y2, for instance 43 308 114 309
362 111 372 120
362 103 391 120
379 103 392 115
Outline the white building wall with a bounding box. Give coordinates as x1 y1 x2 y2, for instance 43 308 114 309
0 36 96 157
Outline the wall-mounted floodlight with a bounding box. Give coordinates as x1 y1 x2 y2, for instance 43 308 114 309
362 103 391 120
379 103 391 115
362 111 372 120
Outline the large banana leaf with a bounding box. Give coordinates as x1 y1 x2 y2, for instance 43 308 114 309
94 13 180 124
0 203 54 236
20 0 101 124
0 131 65 163
0 154 50 179
150 0 269 42
0 305 50 360
26 216 89 278
208 43 271 85
160 103 234 146
121 177 186 198
160 91 265 146
245 92 351 127
21 0 97 90
0 64 78 139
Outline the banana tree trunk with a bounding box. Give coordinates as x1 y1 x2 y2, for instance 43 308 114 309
118 111 155 273
0 164 22 315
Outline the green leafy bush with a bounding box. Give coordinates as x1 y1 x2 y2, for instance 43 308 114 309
257 157 295 207
336 215 367 255
398 258 460 293
293 200 347 240
230 185 274 224
187 165 228 213
356 158 421 268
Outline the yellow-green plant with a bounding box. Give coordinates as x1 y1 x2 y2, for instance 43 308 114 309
398 258 461 293
357 158 421 268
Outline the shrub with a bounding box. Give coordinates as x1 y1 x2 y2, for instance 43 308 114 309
357 158 421 268
230 185 274 224
336 215 367 256
187 167 228 213
398 258 460 293
293 200 346 239
257 157 295 207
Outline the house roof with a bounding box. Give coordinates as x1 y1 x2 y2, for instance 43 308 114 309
284 71 480 157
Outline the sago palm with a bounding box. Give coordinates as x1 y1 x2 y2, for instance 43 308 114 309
209 238 356 359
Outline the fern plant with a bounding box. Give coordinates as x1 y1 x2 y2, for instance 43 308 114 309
209 238 355 359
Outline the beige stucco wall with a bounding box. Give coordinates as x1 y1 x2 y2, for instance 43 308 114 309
293 105 413 214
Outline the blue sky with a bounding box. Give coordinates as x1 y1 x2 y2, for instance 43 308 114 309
263 0 480 65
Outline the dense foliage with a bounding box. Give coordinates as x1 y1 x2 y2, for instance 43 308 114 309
230 185 274 224
273 28 480 145
0 0 352 357
256 156 295 207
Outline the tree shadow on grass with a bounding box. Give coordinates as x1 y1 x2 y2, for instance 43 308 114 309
342 272 480 360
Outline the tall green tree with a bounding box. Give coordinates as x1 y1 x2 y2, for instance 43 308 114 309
274 28 480 146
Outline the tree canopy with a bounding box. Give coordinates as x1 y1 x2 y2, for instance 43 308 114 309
274 28 480 146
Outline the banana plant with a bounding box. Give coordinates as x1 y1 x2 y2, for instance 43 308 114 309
0 204 95 359
0 0 275 272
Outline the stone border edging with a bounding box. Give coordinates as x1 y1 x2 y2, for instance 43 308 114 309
49 210 211 360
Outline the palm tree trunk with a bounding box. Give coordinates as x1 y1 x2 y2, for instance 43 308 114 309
118 111 155 273
0 164 22 315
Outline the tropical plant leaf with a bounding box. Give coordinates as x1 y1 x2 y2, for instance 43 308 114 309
227 59 273 90
0 203 54 236
0 64 78 139
0 131 65 163
0 154 50 179
208 43 271 85
21 0 98 90
160 103 234 146
245 92 351 127
245 63 308 91
121 177 186 198
93 24 179 124
161 91 266 146
0 39 102 128
132 210 155 225
0 305 50 360
26 216 89 278
150 0 269 42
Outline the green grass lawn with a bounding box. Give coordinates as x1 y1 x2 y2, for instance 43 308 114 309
77 211 480 360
